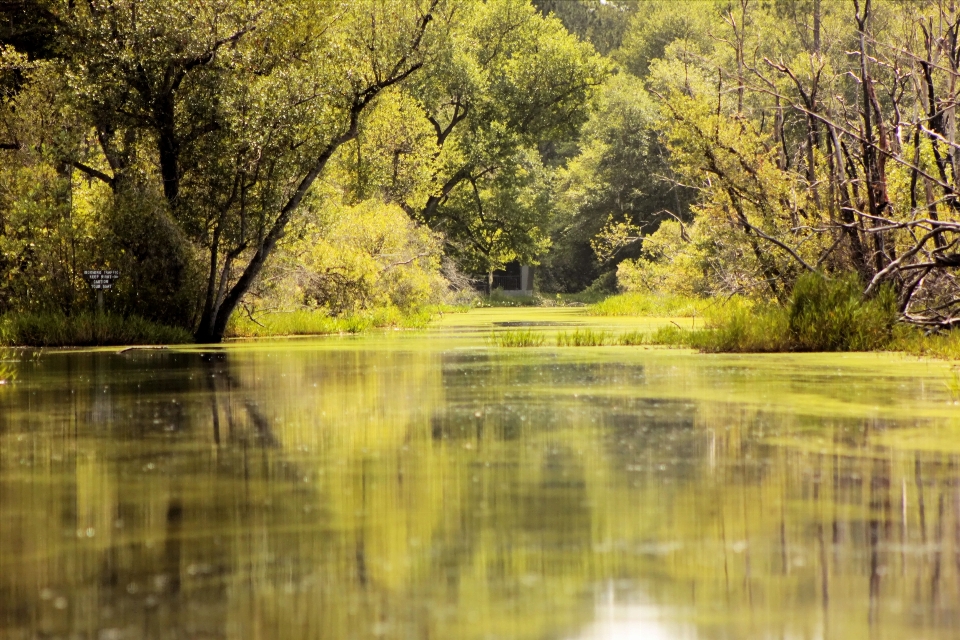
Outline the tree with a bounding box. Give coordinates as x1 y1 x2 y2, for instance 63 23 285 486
403 0 608 273
41 0 443 341
542 73 694 292
532 0 638 56
612 0 960 328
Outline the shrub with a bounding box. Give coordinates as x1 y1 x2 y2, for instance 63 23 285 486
250 200 450 317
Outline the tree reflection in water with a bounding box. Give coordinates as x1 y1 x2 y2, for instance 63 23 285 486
0 345 958 639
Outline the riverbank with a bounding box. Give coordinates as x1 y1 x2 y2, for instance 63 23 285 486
0 312 192 347
0 305 468 347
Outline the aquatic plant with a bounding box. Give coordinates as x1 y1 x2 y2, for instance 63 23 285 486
889 326 960 361
617 330 647 346
591 292 712 318
944 368 960 401
556 329 611 347
490 329 546 347
0 351 15 384
481 290 542 308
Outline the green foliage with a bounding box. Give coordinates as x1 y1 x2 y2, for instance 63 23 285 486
616 0 719 77
3 0 448 342
556 328 610 346
490 329 546 347
887 326 960 361
0 312 192 347
408 0 610 272
686 305 791 353
533 0 638 55
273 200 448 316
542 74 692 292
101 187 205 327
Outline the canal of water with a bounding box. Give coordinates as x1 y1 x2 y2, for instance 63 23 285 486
1 308 959 639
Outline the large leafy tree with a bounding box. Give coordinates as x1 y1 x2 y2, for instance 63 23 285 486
38 0 444 341
402 0 608 273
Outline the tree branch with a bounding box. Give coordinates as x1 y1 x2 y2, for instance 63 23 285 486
70 161 115 186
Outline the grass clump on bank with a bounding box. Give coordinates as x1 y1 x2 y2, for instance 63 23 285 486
0 312 192 347
887 326 960 360
490 329 546 347
226 306 443 338
642 274 898 353
591 291 713 318
480 289 542 307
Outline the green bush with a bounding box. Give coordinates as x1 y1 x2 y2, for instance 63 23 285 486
0 312 192 347
788 273 897 351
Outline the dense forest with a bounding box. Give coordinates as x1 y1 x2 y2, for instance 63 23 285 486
4 0 960 342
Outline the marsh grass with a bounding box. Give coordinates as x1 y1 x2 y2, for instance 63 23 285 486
617 330 647 346
481 290 541 307
888 325 960 360
591 292 714 318
943 367 960 401
490 329 546 347
686 305 791 353
640 274 899 354
227 306 435 338
0 312 191 347
557 328 611 347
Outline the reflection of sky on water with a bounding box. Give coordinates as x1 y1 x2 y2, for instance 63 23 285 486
573 584 697 640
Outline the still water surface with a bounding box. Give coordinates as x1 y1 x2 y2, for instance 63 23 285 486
2 309 960 640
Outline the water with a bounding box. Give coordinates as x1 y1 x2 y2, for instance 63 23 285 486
1 309 959 640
